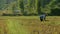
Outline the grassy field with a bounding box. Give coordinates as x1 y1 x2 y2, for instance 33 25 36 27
0 16 60 34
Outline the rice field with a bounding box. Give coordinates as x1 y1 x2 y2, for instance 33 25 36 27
0 16 60 34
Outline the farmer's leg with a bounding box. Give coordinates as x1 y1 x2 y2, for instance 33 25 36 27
40 18 43 21
44 17 46 21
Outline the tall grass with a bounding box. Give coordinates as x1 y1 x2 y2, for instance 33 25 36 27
7 19 29 34
0 16 60 34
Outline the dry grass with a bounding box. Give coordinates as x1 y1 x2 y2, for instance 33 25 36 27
0 16 60 34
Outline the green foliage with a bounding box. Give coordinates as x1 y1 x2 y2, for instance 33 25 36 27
19 0 24 15
50 8 60 16
0 0 60 16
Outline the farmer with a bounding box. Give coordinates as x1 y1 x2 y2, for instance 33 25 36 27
40 13 46 21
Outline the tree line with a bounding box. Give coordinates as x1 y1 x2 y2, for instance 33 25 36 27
0 0 60 16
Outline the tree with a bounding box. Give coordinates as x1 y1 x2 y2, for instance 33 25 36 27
19 0 24 15
37 0 41 15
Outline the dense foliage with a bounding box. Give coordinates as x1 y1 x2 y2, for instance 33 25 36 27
0 0 60 16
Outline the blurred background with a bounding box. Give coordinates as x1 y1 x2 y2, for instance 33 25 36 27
0 0 60 16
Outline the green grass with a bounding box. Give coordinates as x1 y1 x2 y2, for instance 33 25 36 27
0 16 60 34
7 19 29 34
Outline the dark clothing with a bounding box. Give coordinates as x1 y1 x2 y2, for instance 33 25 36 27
40 18 43 21
40 14 46 21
